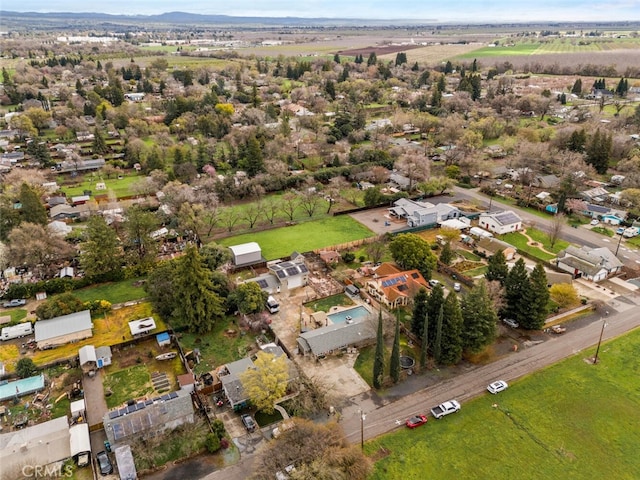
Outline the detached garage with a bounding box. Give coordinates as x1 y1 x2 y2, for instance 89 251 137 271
229 242 263 266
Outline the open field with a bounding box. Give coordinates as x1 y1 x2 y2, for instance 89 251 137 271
218 215 375 260
367 327 640 479
60 173 142 198
72 278 147 304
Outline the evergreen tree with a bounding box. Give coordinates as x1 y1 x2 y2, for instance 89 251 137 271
19 183 47 225
427 284 445 353
485 250 509 285
433 304 444 364
522 264 550 330
80 215 122 279
367 52 378 67
92 127 108 155
333 53 341 64
471 58 478 72
461 281 498 353
172 246 224 333
440 292 463 365
390 313 401 383
239 135 265 177
503 258 531 325
571 78 582 95
325 79 336 101
411 62 419 71
411 287 429 338
439 242 454 265
373 309 385 389
559 92 567 105
420 312 429 368
585 128 611 174
567 128 587 153
470 75 482 101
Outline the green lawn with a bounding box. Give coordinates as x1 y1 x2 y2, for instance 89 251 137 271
103 364 153 409
218 216 375 260
367 328 640 479
60 173 142 198
2 308 28 323
179 316 259 374
522 227 570 254
502 230 568 262
305 294 354 312
72 278 147 304
463 265 488 277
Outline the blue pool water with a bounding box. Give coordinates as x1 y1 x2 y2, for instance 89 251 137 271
327 306 370 324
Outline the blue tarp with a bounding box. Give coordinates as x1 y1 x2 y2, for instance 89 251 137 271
0 374 45 402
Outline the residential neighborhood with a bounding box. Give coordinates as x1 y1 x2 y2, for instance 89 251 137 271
1 10 640 480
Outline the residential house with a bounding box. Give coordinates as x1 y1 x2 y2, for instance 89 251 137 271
556 245 623 282
0 416 71 479
477 237 517 261
533 174 561 189
581 187 610 204
34 310 93 350
389 198 463 228
49 203 90 221
366 263 429 308
297 318 376 358
478 211 523 235
388 172 411 190
103 390 194 445
219 344 296 411
268 259 309 290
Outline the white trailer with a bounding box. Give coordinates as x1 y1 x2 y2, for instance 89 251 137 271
1 322 33 341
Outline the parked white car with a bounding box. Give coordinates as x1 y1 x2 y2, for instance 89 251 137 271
487 380 508 394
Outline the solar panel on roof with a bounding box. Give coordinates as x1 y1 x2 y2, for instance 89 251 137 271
285 267 298 276
127 404 137 414
298 265 308 273
169 392 178 399
411 272 419 279
137 402 145 410
271 264 282 271
145 399 153 406
257 279 268 288
161 393 171 401
113 424 125 441
276 270 287 279
109 410 120 420
119 408 128 416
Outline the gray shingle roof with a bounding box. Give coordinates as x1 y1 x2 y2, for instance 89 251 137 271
35 310 92 342
297 320 376 356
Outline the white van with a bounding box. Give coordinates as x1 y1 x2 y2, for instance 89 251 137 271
266 296 280 314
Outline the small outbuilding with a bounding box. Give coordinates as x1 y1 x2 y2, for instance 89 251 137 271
229 242 263 266
114 444 138 480
96 346 112 368
156 332 171 347
78 345 97 374
128 317 156 337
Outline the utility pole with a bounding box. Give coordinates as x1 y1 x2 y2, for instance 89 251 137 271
593 311 609 364
359 409 366 450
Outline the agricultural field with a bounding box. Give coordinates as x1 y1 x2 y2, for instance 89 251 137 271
367 328 640 479
218 215 375 260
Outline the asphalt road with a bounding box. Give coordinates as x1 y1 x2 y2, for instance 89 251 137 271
341 295 640 445
449 186 640 265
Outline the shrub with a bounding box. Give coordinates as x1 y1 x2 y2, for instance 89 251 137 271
211 419 226 439
205 433 221 453
16 358 38 378
342 252 356 263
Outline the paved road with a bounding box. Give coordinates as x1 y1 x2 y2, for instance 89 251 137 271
449 186 640 265
340 294 640 445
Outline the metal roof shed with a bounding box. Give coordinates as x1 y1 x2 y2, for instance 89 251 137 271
35 310 93 349
229 242 262 266
115 444 137 480
128 317 156 337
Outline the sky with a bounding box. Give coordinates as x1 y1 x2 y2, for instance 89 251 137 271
5 0 640 22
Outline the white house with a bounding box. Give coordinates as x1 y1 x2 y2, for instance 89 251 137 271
556 246 623 282
389 198 463 228
478 211 522 235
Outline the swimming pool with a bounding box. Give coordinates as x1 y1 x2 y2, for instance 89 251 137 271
327 306 370 324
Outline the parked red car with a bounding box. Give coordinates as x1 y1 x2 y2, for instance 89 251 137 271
405 414 428 429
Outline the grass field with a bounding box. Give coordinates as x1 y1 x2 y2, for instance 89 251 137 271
367 328 640 479
103 364 153 409
218 216 375 260
60 173 142 198
72 278 147 304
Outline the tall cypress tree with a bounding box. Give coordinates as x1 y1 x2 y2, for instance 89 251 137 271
523 263 550 330
427 284 445 350
503 258 530 325
390 313 401 383
440 292 463 365
19 183 47 225
434 304 444 364
485 250 509 285
420 312 429 369
461 281 498 353
411 287 429 338
373 309 385 389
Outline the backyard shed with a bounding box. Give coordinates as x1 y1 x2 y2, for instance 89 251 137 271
78 345 97 373
156 332 170 347
96 345 112 367
70 399 86 422
229 242 263 266
34 310 93 350
69 423 91 466
128 317 156 337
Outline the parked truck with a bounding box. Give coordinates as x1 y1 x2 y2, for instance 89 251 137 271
1 322 33 341
430 400 461 419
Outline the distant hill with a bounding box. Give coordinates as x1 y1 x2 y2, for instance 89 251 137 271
0 10 434 27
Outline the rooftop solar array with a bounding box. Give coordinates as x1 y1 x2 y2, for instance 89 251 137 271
270 261 308 278
494 211 521 225
106 391 179 420
256 279 268 288
381 275 406 288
